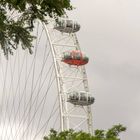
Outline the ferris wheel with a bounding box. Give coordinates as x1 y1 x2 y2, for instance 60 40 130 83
0 16 94 140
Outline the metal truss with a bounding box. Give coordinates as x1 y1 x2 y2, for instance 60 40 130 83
43 19 93 134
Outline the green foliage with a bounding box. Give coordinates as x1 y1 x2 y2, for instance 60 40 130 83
43 124 126 140
0 0 72 57
105 124 126 140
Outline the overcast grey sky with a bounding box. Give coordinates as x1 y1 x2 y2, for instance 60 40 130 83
0 1 140 139
68 0 140 139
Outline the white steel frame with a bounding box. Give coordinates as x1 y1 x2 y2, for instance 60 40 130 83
43 19 93 133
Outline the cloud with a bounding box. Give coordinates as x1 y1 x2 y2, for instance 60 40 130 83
69 0 140 139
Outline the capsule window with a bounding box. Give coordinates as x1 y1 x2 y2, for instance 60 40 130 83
66 20 73 28
63 52 72 60
75 53 81 60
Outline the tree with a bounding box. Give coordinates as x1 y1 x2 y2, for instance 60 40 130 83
0 0 73 57
43 124 126 140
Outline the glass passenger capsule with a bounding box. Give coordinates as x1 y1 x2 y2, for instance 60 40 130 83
61 50 89 66
67 91 95 106
54 19 80 33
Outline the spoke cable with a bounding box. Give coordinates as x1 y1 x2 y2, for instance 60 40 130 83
3 51 18 140
14 74 55 139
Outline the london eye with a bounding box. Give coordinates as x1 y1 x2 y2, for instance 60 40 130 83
0 15 94 140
